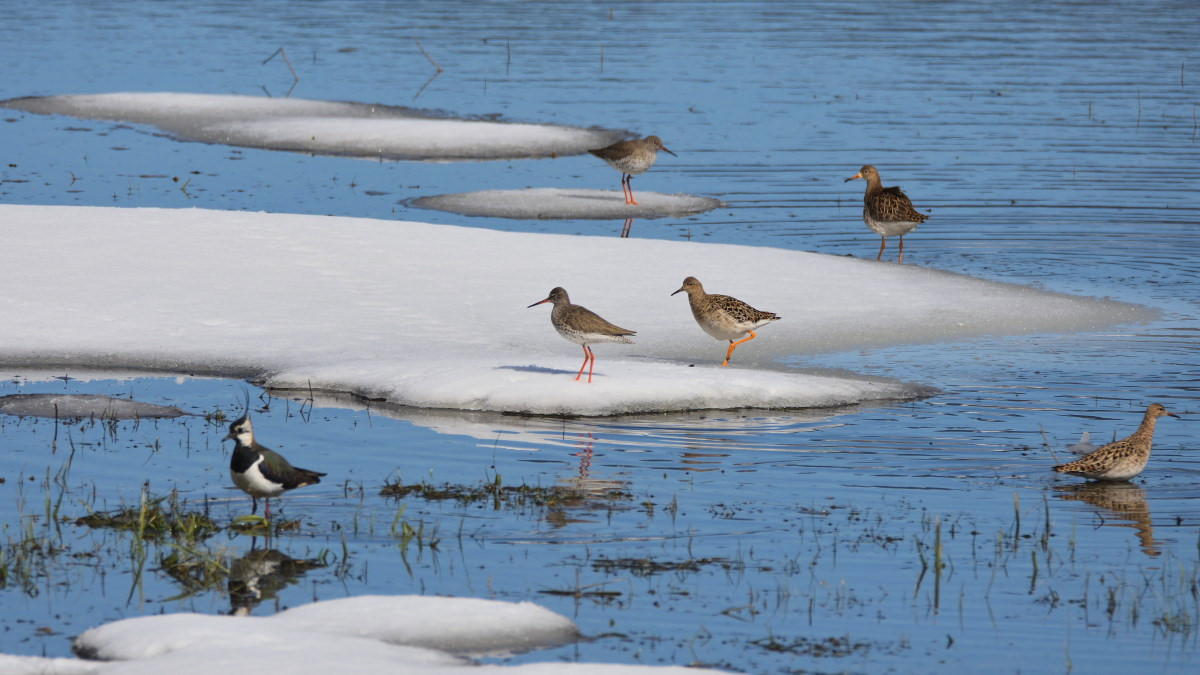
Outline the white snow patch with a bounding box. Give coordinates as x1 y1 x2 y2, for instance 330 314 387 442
410 188 721 220
61 595 728 673
0 205 1151 416
0 654 98 675
0 93 627 161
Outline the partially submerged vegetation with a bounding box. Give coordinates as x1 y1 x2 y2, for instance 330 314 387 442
380 473 633 508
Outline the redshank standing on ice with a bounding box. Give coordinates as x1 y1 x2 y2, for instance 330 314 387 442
588 135 676 206
528 287 636 383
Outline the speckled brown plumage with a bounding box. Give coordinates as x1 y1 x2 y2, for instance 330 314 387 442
588 135 676 205
844 165 928 262
528 287 635 383
1053 403 1178 481
671 276 780 366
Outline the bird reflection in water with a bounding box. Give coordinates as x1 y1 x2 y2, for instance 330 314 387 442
1054 482 1160 558
228 545 325 615
619 217 634 238
544 432 630 529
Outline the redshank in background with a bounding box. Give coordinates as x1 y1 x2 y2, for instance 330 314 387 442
528 287 636 383
844 165 928 263
1053 403 1179 481
671 276 780 366
588 135 676 205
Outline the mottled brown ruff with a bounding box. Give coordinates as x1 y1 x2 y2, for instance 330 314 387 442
844 165 928 263
528 287 635 383
671 276 780 366
588 135 676 205
1053 403 1179 481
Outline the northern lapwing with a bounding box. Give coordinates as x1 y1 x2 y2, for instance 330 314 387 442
224 411 325 519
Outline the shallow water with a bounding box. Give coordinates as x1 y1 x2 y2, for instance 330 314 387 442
2 1 1199 672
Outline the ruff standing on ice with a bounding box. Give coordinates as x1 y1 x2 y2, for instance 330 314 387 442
528 287 636 383
672 276 780 366
225 411 325 518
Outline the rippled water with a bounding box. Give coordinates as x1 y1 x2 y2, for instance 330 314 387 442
1 1 1199 672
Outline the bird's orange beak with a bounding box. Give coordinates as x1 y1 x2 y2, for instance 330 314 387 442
844 172 863 183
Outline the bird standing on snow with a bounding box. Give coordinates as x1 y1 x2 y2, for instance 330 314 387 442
588 135 676 205
844 164 928 263
528 287 636 383
225 411 325 519
1053 403 1179 481
672 276 780 367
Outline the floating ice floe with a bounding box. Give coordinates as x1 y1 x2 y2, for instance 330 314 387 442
409 188 722 220
0 92 627 161
0 394 189 419
0 205 1153 416
35 595 726 674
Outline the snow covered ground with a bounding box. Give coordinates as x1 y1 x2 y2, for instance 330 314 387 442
0 595 727 674
0 205 1149 416
0 93 627 160
410 188 721 220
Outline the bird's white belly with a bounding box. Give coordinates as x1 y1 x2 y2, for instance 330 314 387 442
231 457 285 498
864 212 919 237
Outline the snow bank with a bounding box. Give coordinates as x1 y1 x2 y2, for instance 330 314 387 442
0 93 627 161
75 596 575 660
0 205 1150 416
409 188 722 220
63 595 726 673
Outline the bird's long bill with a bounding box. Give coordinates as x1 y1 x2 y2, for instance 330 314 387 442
527 298 551 308
662 147 677 157
670 286 685 296
844 172 863 182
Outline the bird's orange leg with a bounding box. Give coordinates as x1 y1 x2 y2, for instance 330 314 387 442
586 346 596 383
876 236 886 261
721 331 759 366
897 235 904 263
625 174 639 206
575 345 590 381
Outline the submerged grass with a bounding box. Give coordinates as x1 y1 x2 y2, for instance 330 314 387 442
379 473 633 509
74 489 219 543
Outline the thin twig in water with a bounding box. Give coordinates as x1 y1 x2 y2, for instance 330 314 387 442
413 38 442 72
262 47 300 97
1040 425 1061 464
411 38 443 101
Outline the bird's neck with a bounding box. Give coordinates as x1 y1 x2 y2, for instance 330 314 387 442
1132 413 1160 442
862 175 884 196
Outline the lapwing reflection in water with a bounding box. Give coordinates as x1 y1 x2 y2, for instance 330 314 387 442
228 548 325 614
